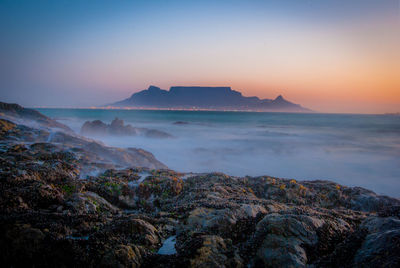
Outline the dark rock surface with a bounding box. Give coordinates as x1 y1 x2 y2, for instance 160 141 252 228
1 102 399 267
81 118 172 138
0 103 167 173
110 85 312 112
173 121 189 125
0 119 166 172
0 101 71 132
1 141 399 267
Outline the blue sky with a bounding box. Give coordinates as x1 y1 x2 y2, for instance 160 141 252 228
1 0 399 112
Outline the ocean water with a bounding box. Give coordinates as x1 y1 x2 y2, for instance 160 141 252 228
38 109 400 197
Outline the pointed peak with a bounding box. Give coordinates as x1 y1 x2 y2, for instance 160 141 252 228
275 95 284 101
147 85 161 91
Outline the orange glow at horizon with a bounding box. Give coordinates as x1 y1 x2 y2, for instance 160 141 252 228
20 6 399 113
62 15 398 113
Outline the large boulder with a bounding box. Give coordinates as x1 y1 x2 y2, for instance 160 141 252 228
186 204 267 236
251 213 352 267
176 234 243 268
80 120 109 135
109 218 160 247
100 244 144 268
353 217 400 267
316 216 400 267
143 129 172 138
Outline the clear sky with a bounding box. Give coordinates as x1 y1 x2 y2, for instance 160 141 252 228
0 0 399 113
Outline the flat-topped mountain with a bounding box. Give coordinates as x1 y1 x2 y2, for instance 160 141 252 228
110 86 311 112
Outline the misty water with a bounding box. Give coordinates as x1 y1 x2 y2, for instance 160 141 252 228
38 109 400 197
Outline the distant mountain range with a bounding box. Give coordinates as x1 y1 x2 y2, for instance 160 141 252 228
109 86 312 112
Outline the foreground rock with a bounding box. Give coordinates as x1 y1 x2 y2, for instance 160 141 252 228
1 139 399 267
81 118 173 138
1 102 399 267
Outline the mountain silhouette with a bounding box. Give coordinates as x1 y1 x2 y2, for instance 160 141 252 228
110 86 311 112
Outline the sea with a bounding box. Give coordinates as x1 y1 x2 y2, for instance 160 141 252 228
38 108 400 197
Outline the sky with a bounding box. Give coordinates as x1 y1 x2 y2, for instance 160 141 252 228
0 0 399 113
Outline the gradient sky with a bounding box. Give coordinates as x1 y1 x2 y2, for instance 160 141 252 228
0 0 399 113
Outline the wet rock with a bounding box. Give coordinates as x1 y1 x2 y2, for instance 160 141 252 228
65 191 119 214
316 216 400 267
346 188 398 212
239 204 267 218
0 119 16 136
101 244 143 268
81 141 167 170
353 229 400 267
1 121 166 171
378 205 400 218
352 216 400 267
144 129 173 138
187 207 236 233
185 205 266 237
0 101 71 132
81 118 137 136
251 213 352 267
178 234 243 268
173 121 189 125
110 218 160 247
85 174 137 209
1 224 46 265
360 216 400 233
80 118 171 138
138 175 183 201
81 120 109 135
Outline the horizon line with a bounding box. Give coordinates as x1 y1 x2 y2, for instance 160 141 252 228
31 105 399 116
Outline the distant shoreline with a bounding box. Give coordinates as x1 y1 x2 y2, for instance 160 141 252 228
33 106 316 113
33 106 395 116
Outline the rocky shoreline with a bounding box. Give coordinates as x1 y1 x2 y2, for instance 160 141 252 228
1 102 399 267
81 118 173 138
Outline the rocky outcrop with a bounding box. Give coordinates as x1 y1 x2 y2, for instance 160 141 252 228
249 213 351 267
0 103 399 267
353 219 400 267
0 101 71 131
81 118 137 136
0 117 166 172
81 120 109 135
173 121 189 125
66 191 119 214
2 144 399 268
81 118 172 138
